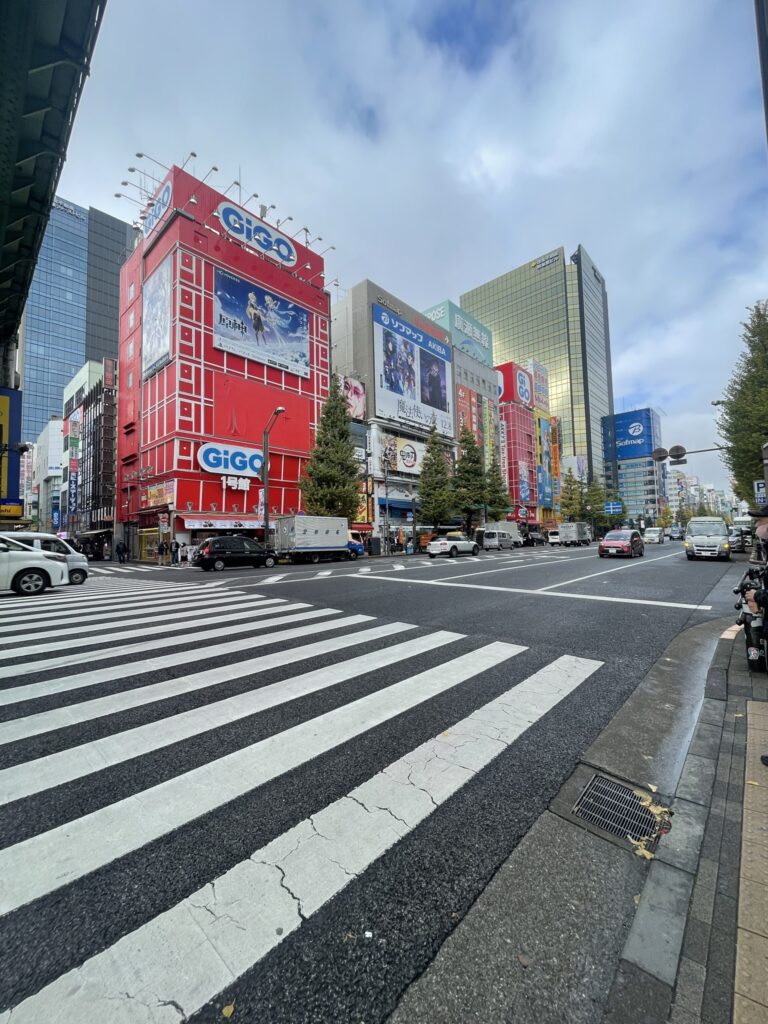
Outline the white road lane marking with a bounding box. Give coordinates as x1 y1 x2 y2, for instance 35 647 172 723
0 642 524 916
0 592 271 634
0 612 373 738
0 629 462 804
260 575 286 584
2 652 595 1023
316 570 333 577
536 550 681 591
354 574 711 610
0 598 301 660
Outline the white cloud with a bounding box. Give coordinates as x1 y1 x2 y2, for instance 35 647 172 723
58 0 768 490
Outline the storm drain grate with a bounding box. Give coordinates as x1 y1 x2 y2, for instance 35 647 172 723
572 774 664 851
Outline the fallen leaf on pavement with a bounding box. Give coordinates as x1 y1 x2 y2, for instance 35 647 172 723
222 1004 235 1019
647 784 658 793
517 954 530 968
746 780 760 786
633 894 641 906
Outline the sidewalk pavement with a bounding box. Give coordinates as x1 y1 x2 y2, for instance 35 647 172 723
389 600 767 1023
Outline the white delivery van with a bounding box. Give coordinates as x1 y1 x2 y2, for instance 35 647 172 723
684 517 731 561
275 515 350 564
1 531 89 584
481 522 521 550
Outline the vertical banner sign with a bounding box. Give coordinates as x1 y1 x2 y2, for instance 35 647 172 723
482 397 495 470
499 422 509 487
519 461 531 503
0 387 23 501
536 414 554 507
68 471 79 515
550 417 560 480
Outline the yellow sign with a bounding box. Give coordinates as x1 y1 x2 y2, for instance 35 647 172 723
0 503 24 518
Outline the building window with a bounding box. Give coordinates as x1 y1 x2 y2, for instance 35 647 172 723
128 310 134 330
128 282 135 301
126 371 133 388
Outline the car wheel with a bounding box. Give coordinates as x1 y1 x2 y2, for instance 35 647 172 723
213 559 226 572
12 569 48 595
310 553 320 564
69 569 87 585
449 546 458 558
348 550 358 561
264 556 276 568
639 548 645 557
428 554 436 559
686 554 694 560
599 552 605 557
472 545 479 555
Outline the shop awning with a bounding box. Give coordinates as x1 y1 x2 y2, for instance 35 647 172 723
377 499 419 510
76 528 112 537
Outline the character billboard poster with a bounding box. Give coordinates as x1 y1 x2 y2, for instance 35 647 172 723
337 375 367 420
536 415 554 507
213 266 310 378
141 255 172 379
373 304 453 437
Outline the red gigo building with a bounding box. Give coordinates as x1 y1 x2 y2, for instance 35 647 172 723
117 167 330 559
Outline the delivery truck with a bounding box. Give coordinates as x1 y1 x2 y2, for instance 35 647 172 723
558 522 591 547
274 515 351 564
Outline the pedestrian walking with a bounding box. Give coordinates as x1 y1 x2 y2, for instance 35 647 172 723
171 539 180 565
185 543 195 567
115 541 127 565
157 540 167 566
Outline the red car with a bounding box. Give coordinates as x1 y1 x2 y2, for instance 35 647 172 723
598 529 645 558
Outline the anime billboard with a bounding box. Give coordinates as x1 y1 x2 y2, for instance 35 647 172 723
213 266 310 379
372 304 453 437
141 255 172 379
536 414 554 507
337 375 367 420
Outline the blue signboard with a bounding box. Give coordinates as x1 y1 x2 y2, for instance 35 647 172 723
52 506 61 529
604 502 623 515
68 471 78 515
614 409 654 462
0 387 23 502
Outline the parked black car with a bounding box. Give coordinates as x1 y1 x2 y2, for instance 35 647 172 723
195 536 277 571
524 529 546 546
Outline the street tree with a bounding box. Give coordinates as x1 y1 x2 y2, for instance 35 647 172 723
299 375 361 521
716 301 768 501
484 454 510 521
559 468 583 521
453 424 486 536
657 507 674 529
584 478 608 531
418 420 454 528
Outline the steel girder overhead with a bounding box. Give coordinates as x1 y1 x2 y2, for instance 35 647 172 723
0 0 106 380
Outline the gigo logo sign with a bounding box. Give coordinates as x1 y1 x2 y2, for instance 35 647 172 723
142 180 173 239
628 422 644 436
197 442 266 478
216 202 298 267
515 369 532 406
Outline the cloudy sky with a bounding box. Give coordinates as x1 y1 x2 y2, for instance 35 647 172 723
59 0 767 490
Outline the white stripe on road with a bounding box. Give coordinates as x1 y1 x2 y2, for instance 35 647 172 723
260 575 285 585
0 642 524 916
0 592 272 634
0 598 299 661
357 567 372 573
1 583 217 611
0 602 307 704
0 602 326 682
0 629 462 804
315 570 332 577
355 574 711 610
0 613 373 740
536 550 681 590
2 652 596 1022
2 594 272 646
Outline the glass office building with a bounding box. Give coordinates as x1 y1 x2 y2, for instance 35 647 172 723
19 197 135 440
460 245 614 483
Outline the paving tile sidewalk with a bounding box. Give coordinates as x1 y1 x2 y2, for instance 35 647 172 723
665 632 768 1024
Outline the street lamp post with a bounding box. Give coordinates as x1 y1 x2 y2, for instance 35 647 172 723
262 406 285 549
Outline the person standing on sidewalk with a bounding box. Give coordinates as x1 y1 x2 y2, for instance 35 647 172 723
115 541 126 564
170 539 180 566
157 540 167 566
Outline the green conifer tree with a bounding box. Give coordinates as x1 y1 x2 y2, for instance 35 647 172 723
453 424 486 535
418 420 454 528
559 468 583 521
299 375 361 521
484 454 511 521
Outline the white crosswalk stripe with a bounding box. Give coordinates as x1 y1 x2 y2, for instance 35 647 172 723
0 579 603 1022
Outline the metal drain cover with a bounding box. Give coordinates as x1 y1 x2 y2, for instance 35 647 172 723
572 774 666 851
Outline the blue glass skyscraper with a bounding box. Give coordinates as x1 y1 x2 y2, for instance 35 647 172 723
20 197 135 440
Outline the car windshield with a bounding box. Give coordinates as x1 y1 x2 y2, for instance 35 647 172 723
687 521 728 537
605 531 631 540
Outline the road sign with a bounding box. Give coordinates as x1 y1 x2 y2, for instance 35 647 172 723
604 502 622 515
755 480 766 504
669 445 686 460
670 458 687 466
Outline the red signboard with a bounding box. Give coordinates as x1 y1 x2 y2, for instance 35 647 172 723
497 361 533 407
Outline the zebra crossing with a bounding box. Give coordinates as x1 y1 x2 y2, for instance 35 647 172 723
0 578 604 1023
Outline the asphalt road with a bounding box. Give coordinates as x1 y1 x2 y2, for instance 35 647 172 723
0 543 741 1023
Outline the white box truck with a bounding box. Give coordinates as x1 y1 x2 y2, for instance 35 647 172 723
559 522 591 547
275 515 351 564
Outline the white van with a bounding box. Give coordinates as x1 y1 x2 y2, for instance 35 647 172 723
0 531 89 585
482 522 522 550
0 535 69 595
684 517 731 561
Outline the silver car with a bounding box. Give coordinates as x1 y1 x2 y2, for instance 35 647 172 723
1 531 89 585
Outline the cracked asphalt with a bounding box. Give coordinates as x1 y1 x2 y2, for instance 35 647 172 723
0 544 741 1023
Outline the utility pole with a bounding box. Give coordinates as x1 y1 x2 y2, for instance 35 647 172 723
262 406 285 549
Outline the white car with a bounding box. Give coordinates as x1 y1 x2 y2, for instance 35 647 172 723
0 531 90 585
0 534 69 595
548 531 561 546
427 533 479 558
643 528 665 545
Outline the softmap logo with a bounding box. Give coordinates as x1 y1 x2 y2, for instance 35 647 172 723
628 422 644 436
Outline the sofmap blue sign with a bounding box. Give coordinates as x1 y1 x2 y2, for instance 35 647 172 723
614 409 654 462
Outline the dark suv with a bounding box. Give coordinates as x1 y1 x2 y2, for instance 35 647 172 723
195 536 277 571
